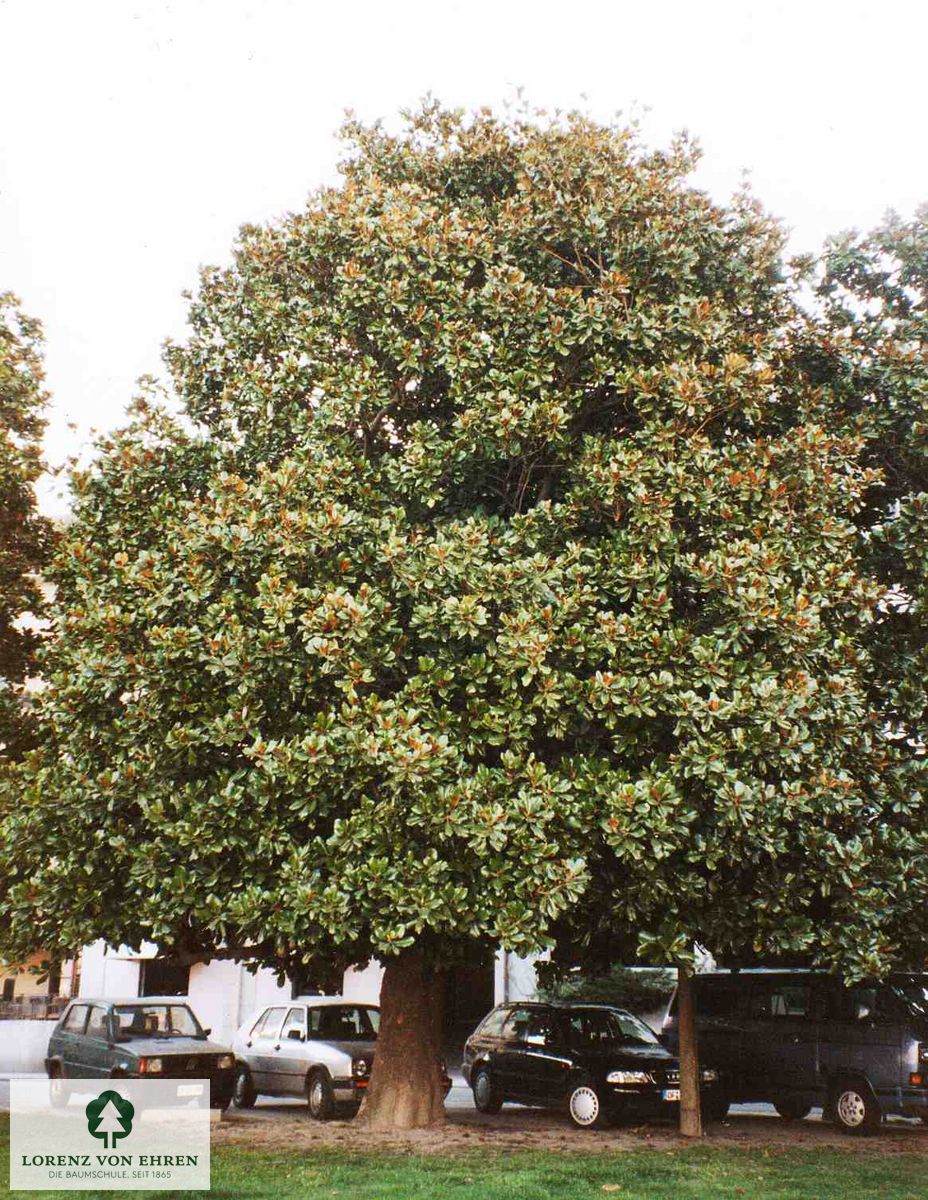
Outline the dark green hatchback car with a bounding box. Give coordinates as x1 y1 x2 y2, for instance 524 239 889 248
45 997 236 1109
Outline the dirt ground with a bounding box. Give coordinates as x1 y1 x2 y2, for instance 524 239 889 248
213 1102 928 1156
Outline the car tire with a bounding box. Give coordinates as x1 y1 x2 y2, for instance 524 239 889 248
774 1099 811 1121
232 1067 257 1110
48 1068 68 1109
307 1070 335 1121
567 1078 606 1130
831 1079 881 1135
472 1067 503 1115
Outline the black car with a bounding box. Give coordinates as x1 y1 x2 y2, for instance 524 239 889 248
45 997 236 1109
462 1001 718 1129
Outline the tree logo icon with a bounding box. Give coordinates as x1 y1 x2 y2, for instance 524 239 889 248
85 1090 135 1149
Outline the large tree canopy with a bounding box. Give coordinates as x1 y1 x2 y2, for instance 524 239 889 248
2 105 925 1127
812 209 928 764
0 293 51 761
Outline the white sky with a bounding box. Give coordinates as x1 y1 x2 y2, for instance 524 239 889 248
1 0 926 516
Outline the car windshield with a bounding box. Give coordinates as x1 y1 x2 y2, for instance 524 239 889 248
311 1005 380 1041
114 1004 203 1039
566 1008 660 1048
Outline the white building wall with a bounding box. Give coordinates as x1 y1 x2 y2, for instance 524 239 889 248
79 941 542 1045
494 950 541 1004
79 941 146 998
341 961 384 1005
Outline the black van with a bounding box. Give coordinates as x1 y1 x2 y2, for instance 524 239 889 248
662 970 928 1133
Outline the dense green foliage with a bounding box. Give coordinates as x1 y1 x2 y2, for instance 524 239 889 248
0 293 50 761
0 105 924 989
812 210 928 762
539 963 675 1014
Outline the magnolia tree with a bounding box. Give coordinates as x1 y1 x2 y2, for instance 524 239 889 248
2 106 925 1131
813 210 928 771
0 293 51 762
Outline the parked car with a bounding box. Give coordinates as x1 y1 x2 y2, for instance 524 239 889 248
231 996 452 1118
662 969 928 1134
462 1000 719 1129
45 997 236 1108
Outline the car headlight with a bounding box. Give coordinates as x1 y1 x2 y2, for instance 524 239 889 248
352 1058 370 1078
701 1068 719 1083
217 1054 235 1070
139 1058 162 1074
606 1070 652 1085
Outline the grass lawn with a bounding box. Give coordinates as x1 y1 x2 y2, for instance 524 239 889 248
3 1116 927 1198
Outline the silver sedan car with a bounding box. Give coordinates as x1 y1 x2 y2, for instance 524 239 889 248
231 997 379 1118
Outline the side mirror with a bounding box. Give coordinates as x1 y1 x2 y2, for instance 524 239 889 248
287 1028 305 1041
202 1028 211 1037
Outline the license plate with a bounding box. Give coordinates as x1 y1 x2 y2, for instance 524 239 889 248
662 1088 680 1102
177 1084 204 1097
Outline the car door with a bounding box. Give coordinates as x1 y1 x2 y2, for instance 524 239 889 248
519 1008 573 1103
248 1006 287 1093
496 1007 535 1100
55 1004 90 1077
272 1006 309 1095
71 1004 113 1078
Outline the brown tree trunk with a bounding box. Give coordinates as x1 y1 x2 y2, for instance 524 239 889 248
677 963 703 1138
357 946 446 1131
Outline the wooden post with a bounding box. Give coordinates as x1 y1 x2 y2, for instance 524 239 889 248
677 962 702 1138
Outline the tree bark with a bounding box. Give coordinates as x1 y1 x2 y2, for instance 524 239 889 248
357 946 446 1130
677 962 703 1137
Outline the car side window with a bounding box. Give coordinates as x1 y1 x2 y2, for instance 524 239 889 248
750 982 810 1019
523 1010 556 1047
696 979 741 1020
85 1006 110 1039
829 985 881 1023
62 1004 89 1033
253 1007 286 1039
477 1008 508 1037
501 1007 532 1043
281 1007 306 1041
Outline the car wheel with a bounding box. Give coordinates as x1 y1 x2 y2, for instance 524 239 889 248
472 1067 502 1115
831 1080 881 1135
774 1099 811 1121
567 1079 605 1130
307 1070 335 1121
232 1067 257 1110
48 1069 68 1109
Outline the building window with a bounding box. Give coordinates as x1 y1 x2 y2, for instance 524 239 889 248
139 960 190 997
